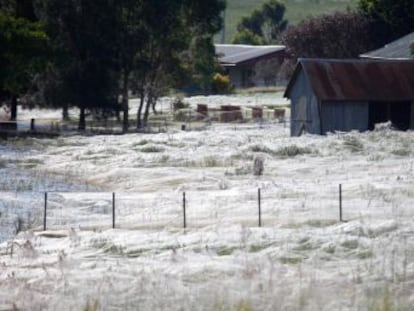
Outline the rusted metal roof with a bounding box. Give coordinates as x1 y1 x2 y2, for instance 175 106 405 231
285 59 414 101
215 44 285 66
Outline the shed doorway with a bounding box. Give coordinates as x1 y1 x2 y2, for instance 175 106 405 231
368 101 411 130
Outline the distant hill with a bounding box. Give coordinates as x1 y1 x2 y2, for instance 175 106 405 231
220 0 356 43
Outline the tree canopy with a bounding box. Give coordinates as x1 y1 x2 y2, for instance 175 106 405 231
281 12 373 60
0 2 49 120
232 0 287 45
358 0 414 45
0 0 225 129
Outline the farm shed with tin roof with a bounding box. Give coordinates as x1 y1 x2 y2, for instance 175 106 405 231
284 59 414 136
215 44 286 88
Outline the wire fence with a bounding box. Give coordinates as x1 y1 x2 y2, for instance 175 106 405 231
1 182 411 242
0 105 289 138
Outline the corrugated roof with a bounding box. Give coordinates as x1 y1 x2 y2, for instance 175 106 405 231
284 59 414 102
215 44 285 66
360 32 414 60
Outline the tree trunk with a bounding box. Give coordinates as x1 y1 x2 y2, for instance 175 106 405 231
62 104 70 121
78 106 86 130
10 95 17 121
151 97 158 114
136 90 145 129
122 71 129 133
143 93 152 128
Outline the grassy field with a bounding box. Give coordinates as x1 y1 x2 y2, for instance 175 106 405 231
220 0 357 43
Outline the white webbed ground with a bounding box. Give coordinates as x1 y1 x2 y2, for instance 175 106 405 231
0 95 414 310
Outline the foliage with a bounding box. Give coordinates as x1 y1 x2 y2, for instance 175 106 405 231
1 0 225 130
32 0 226 131
183 36 223 94
83 300 99 311
211 73 232 94
232 28 264 45
358 0 414 46
281 12 373 59
0 6 49 119
129 0 226 128
232 0 287 44
34 0 121 130
224 0 356 42
274 145 312 157
172 97 189 111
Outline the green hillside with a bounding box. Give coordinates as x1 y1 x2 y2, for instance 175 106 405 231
220 0 357 43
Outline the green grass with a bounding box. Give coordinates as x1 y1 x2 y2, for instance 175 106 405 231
220 0 356 43
140 145 165 153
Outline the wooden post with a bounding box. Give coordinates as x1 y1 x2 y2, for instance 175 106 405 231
43 192 47 231
339 184 343 222
183 192 186 229
112 192 115 229
258 188 262 227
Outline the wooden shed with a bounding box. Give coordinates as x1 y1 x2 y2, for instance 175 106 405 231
284 59 414 136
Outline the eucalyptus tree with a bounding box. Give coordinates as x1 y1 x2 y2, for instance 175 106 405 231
0 0 48 120
34 0 225 131
358 0 414 46
232 0 287 44
114 0 146 132
131 0 226 129
35 0 120 130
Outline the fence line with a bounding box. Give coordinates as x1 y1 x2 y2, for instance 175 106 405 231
0 106 290 138
2 182 411 236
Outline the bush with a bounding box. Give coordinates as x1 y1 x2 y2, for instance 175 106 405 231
172 97 188 111
140 145 165 153
212 73 233 94
275 145 312 157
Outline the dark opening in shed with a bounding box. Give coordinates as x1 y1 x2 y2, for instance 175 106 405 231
368 101 411 130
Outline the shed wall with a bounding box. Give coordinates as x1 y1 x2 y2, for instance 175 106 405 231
228 67 243 88
411 102 414 130
321 101 369 133
289 70 321 136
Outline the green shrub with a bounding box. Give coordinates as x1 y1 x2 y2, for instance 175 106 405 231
343 136 364 152
392 148 410 156
275 145 312 157
140 145 165 153
172 97 188 111
341 239 359 249
279 256 302 264
216 246 237 256
235 300 254 311
250 144 273 154
83 300 99 311
212 73 233 94
133 139 149 146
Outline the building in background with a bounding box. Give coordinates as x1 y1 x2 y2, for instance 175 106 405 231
284 59 414 136
360 32 414 60
215 44 286 88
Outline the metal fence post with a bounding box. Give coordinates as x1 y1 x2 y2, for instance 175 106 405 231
183 192 186 229
112 192 115 229
339 184 343 222
258 188 262 227
43 192 47 231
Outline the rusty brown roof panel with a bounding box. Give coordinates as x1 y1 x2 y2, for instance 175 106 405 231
299 59 414 101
